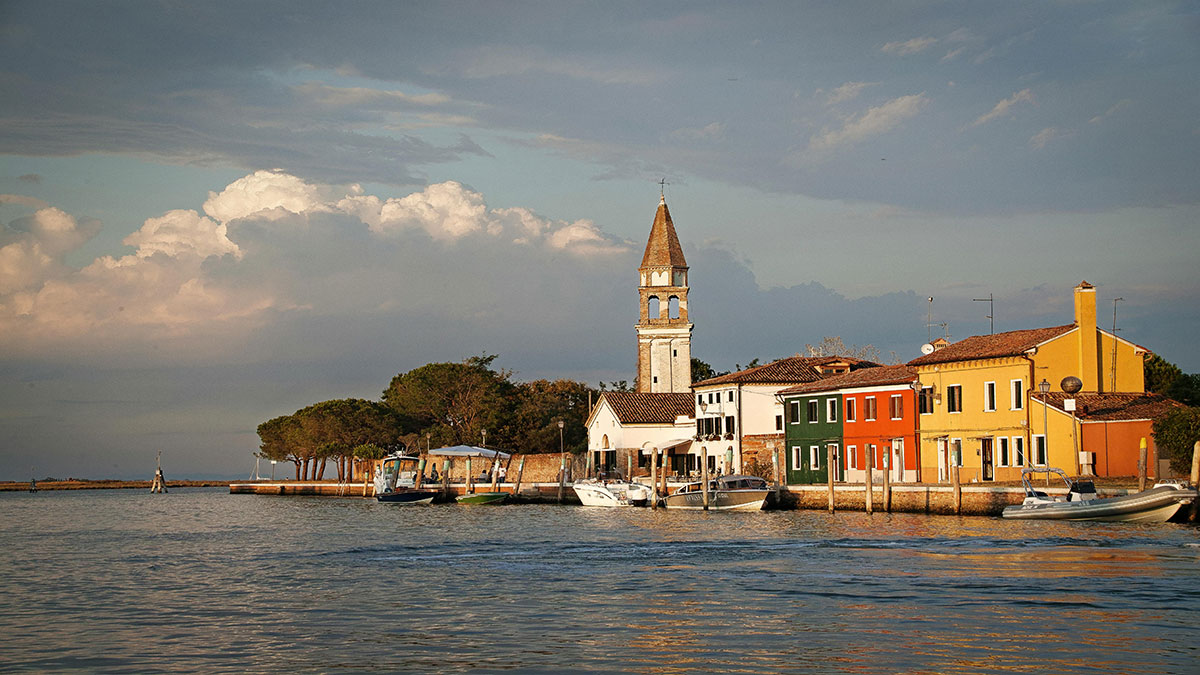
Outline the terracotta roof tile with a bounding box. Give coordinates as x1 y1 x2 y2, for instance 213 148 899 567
1033 392 1185 421
779 365 917 396
600 392 694 424
695 355 878 387
907 324 1075 366
639 200 688 269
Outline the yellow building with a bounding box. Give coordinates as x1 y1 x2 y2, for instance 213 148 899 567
908 282 1147 483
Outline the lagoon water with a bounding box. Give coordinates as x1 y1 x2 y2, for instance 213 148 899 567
1 488 1198 674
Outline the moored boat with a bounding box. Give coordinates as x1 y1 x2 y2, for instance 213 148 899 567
573 478 651 507
662 474 769 511
1001 467 1197 522
426 445 513 505
374 453 437 505
457 491 508 505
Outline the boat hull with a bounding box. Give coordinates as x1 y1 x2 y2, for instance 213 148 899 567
573 480 650 507
376 489 437 505
1002 484 1197 522
662 488 769 511
456 492 508 505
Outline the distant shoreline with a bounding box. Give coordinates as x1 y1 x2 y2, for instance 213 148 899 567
1 479 231 491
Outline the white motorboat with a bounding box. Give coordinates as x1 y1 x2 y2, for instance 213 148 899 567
1002 467 1197 522
662 474 770 511
374 453 437 505
573 478 651 507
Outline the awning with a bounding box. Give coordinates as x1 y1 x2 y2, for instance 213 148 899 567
641 438 693 453
426 445 512 460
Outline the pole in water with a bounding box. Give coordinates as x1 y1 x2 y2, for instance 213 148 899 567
701 445 710 511
827 444 835 513
1138 438 1147 492
864 445 874 514
150 450 167 493
649 446 658 510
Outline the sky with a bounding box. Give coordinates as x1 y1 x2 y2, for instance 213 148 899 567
1 1 1198 479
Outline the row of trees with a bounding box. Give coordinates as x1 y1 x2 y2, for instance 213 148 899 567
257 354 597 480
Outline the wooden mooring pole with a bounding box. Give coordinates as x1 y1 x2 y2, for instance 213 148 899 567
1190 440 1199 522
652 446 662 509
1137 438 1148 492
772 447 782 501
513 457 525 496
557 453 566 504
864 446 873 514
701 445 710 511
882 448 891 513
952 463 962 515
827 444 835 513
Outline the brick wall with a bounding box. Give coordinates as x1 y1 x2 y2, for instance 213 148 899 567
741 433 784 479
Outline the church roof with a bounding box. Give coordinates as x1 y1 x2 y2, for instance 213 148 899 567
695 355 878 387
599 392 695 424
640 199 687 269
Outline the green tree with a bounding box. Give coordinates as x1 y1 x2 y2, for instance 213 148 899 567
509 378 594 453
382 354 517 448
691 357 728 383
1151 407 1200 475
1144 353 1182 394
1167 373 1200 407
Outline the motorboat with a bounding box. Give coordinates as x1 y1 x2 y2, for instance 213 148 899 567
662 474 770 511
374 453 437 505
573 476 651 507
1002 466 1197 522
427 445 512 505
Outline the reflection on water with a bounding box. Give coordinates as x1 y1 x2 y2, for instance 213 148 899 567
1 489 1197 673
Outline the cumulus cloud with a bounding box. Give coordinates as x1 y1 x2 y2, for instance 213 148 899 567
971 89 1035 127
808 93 929 152
881 37 937 55
669 122 726 142
0 172 632 355
0 207 100 294
203 170 327 224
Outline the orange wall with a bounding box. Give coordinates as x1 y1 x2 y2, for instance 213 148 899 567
1082 420 1157 478
842 390 919 474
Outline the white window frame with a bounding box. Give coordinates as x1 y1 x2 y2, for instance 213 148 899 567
890 394 903 420
807 399 819 424
984 381 997 412
1033 435 1047 465
847 444 858 470
826 398 837 423
997 436 1010 467
947 385 962 414
792 445 803 470
1010 379 1024 411
809 445 821 470
1013 436 1026 467
865 396 877 421
950 438 963 467
788 400 800 425
845 397 856 423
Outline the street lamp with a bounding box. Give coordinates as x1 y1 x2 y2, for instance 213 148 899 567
557 419 566 502
481 428 487 448
1038 378 1051 466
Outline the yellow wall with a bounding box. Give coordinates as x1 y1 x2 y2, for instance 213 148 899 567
915 357 1034 483
1032 329 1144 394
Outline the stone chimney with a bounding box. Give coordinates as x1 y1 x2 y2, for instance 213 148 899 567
1074 281 1100 392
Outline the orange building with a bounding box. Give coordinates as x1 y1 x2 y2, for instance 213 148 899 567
1031 392 1184 478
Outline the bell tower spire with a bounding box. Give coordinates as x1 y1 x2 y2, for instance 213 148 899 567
636 196 692 393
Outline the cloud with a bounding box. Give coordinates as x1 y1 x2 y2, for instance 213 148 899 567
669 122 726 142
1089 99 1132 125
823 82 876 106
881 37 937 56
0 194 49 209
0 172 633 357
452 45 660 86
1029 127 1072 150
970 89 1035 127
808 93 929 152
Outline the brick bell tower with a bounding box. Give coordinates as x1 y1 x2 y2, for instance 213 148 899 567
636 195 693 393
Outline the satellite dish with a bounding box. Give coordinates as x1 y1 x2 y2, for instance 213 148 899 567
1061 376 1083 394
921 343 935 355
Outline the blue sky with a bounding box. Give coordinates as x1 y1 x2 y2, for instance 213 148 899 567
1 1 1197 478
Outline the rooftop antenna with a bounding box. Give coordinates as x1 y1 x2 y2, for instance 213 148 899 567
926 296 934 343
973 293 994 334
1110 297 1124 391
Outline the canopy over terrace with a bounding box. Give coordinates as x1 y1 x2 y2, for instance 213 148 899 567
426 445 512 460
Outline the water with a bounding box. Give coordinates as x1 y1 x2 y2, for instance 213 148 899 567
1 489 1198 674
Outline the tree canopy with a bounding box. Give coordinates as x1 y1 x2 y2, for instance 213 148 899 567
1151 407 1200 475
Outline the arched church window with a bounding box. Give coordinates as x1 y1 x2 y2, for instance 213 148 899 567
602 434 610 449
647 296 660 320
668 296 680 319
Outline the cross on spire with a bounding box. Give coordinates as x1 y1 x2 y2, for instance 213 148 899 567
658 177 670 202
